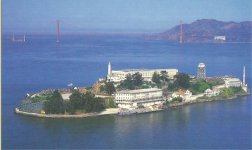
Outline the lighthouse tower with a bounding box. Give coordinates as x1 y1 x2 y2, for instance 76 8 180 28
108 62 112 76
107 62 112 82
242 66 248 92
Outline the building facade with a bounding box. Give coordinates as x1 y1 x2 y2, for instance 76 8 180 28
222 66 248 92
115 88 163 109
107 62 178 82
171 89 192 101
223 77 242 88
204 88 220 97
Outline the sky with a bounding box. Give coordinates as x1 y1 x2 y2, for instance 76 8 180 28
2 0 252 34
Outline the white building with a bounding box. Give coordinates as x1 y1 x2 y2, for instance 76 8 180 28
171 89 192 101
107 62 178 82
223 77 242 88
214 36 226 41
204 88 220 97
221 66 249 92
115 88 163 109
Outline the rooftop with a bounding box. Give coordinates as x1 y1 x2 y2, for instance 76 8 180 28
113 68 178 72
61 93 71 100
116 88 162 94
198 63 205 68
224 78 241 82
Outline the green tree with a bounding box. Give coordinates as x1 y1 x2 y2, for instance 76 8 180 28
120 72 144 90
107 97 117 108
125 74 133 81
65 101 75 114
105 82 116 95
174 73 190 89
83 92 96 112
168 83 177 91
160 71 169 82
69 90 83 110
190 80 211 94
132 72 143 86
152 72 161 85
221 88 234 98
198 82 210 93
120 74 134 90
230 87 245 94
171 97 183 103
92 98 106 112
44 90 65 114
44 90 107 114
83 93 105 113
99 85 105 92
152 71 169 88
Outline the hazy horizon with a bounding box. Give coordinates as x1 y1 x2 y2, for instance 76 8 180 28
3 0 252 34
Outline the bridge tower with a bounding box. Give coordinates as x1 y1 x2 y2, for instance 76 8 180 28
180 20 183 43
56 20 60 43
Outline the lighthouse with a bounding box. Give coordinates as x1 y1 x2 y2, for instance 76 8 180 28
108 62 112 76
107 62 112 82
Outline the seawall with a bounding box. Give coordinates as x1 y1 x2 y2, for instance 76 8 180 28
15 108 119 118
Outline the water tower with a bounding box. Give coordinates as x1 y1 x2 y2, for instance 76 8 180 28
197 63 206 80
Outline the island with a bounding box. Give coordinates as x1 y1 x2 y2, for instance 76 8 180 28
15 62 250 118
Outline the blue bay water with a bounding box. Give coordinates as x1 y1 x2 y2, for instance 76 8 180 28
2 34 252 149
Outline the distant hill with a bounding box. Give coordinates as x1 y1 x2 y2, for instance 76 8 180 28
150 19 252 42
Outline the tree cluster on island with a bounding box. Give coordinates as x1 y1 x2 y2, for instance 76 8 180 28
100 71 189 96
118 72 144 90
43 90 116 114
99 72 147 95
101 71 193 96
208 86 245 99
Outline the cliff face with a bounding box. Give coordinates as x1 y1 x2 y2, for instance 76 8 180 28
154 19 252 42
